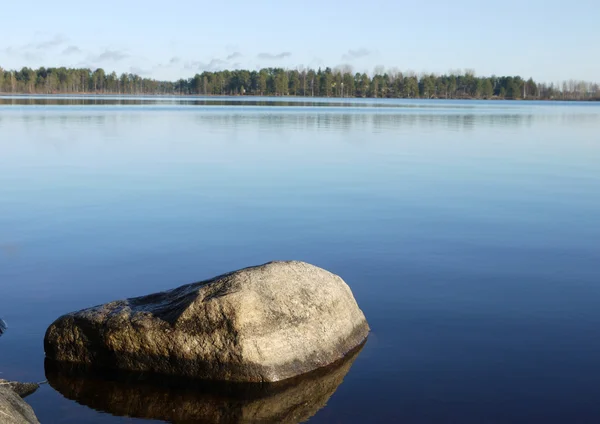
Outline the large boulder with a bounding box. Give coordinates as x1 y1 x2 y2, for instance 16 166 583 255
44 261 369 382
0 386 40 424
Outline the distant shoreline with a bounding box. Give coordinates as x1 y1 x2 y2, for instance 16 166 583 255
1 66 598 101
0 92 598 102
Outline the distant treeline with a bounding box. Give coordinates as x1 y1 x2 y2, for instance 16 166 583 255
1 65 598 100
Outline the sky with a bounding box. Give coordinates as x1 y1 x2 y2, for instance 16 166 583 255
1 0 599 83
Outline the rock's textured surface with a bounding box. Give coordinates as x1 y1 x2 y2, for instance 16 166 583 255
0 386 40 424
45 342 365 423
0 381 39 399
44 261 369 382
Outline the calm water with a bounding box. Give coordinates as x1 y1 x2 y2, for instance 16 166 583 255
1 97 600 423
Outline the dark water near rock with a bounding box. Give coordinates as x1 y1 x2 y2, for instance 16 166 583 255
1 97 600 423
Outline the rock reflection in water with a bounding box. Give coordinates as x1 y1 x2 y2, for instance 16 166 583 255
45 342 365 424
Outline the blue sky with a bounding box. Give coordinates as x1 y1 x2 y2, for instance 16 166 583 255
1 0 599 82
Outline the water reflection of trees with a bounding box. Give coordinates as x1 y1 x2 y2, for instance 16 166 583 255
0 97 385 108
189 112 562 132
0 108 598 144
0 97 499 108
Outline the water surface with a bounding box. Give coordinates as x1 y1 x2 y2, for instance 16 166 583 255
1 97 600 423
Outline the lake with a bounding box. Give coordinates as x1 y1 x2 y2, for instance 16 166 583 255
1 97 600 423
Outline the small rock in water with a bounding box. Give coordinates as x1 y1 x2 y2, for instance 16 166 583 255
0 381 40 399
0 385 40 424
45 261 369 382
0 323 41 423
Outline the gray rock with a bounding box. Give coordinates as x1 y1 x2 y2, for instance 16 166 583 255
44 261 369 382
0 381 39 399
0 386 40 424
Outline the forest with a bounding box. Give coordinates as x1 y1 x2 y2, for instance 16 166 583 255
0 65 598 100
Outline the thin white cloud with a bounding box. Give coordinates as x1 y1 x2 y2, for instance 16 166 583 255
62 46 82 56
1 34 67 63
32 34 67 50
184 58 228 72
226 52 242 60
257 52 291 60
342 48 372 60
130 66 152 76
94 49 129 62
